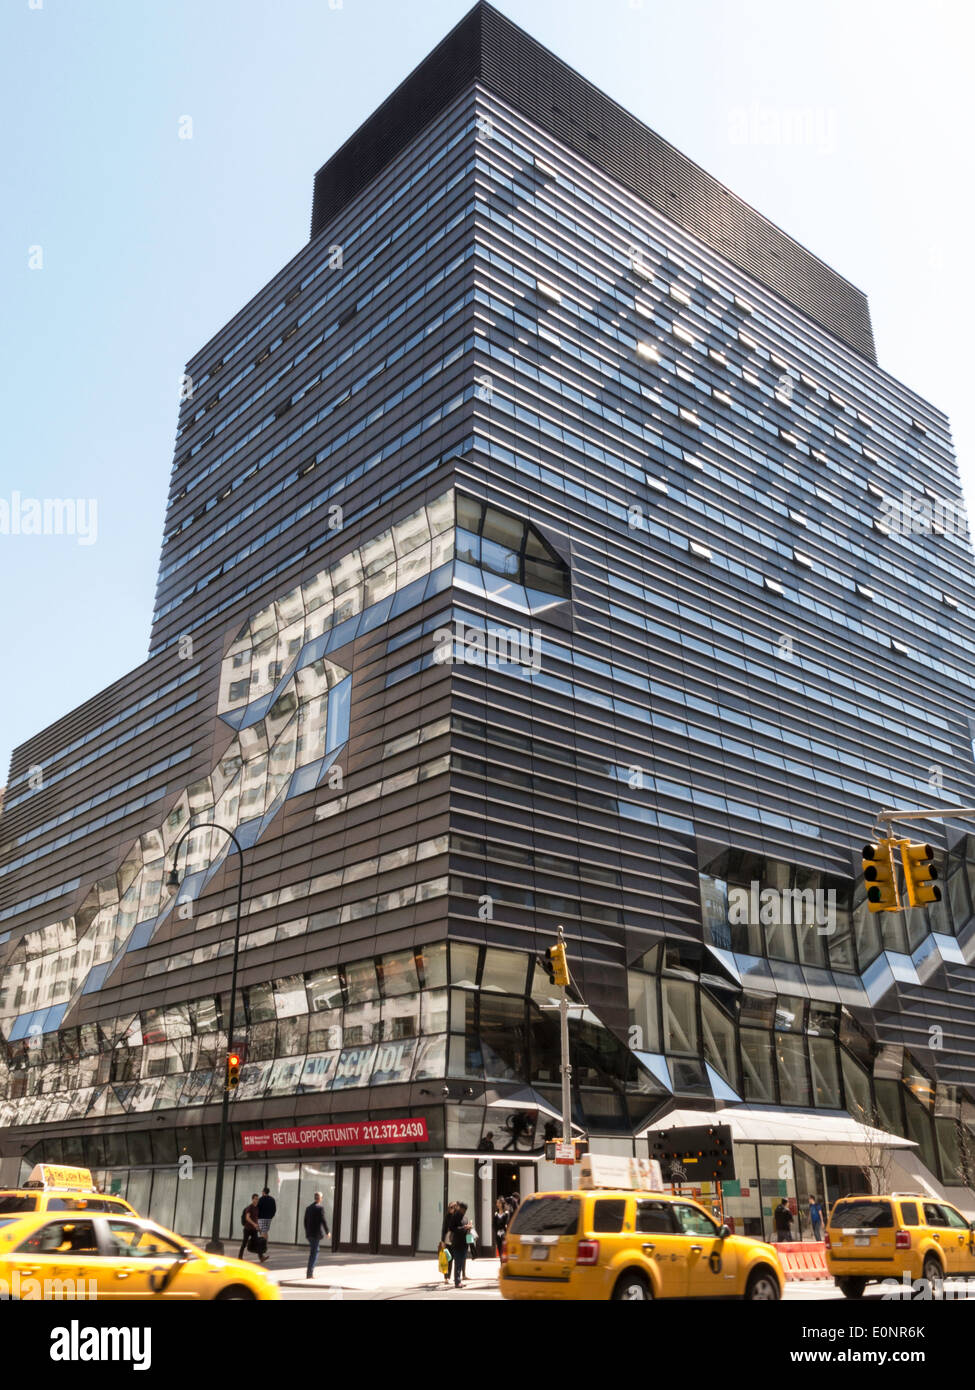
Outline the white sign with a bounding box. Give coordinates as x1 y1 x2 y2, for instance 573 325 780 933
554 1142 575 1164
578 1154 664 1191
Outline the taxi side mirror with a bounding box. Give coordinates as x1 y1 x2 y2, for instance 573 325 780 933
717 1224 731 1240
969 1221 975 1234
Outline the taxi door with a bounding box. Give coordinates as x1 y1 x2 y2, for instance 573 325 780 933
633 1198 688 1297
9 1217 120 1300
672 1202 738 1298
101 1219 203 1300
932 1203 975 1275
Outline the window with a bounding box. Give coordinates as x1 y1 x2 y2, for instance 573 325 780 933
672 1204 717 1237
591 1199 627 1233
635 1200 675 1234
18 1219 100 1254
105 1221 184 1257
899 1202 920 1227
937 1204 968 1231
923 1203 947 1227
832 1200 892 1229
509 1196 578 1236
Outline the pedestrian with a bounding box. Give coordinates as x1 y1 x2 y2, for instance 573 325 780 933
439 1201 457 1286
772 1198 794 1244
809 1194 825 1242
492 1197 509 1258
239 1193 264 1261
446 1200 472 1288
506 1192 520 1219
304 1191 330 1279
257 1186 277 1248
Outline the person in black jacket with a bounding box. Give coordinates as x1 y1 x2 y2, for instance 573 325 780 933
446 1201 472 1288
492 1197 510 1258
439 1201 457 1285
239 1194 263 1261
257 1187 277 1248
304 1193 330 1279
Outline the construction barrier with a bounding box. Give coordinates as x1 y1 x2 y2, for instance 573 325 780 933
776 1241 830 1281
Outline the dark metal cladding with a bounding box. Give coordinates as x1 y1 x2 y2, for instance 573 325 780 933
310 1 876 363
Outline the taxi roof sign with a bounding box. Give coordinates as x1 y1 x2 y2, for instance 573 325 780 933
578 1154 663 1192
24 1164 95 1191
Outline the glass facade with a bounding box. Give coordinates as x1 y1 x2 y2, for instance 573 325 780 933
4 9 975 1252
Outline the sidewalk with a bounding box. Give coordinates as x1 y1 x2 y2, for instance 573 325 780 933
234 1242 502 1295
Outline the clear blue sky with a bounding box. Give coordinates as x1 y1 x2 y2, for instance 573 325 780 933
2 0 974 781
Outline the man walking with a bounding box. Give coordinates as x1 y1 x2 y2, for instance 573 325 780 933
239 1193 262 1261
257 1186 277 1248
304 1191 330 1279
772 1198 794 1244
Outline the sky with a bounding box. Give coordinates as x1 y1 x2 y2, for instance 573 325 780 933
1 0 974 781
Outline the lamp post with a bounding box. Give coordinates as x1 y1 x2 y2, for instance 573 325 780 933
167 820 245 1255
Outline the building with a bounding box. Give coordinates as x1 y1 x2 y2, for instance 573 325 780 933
3 2 975 1251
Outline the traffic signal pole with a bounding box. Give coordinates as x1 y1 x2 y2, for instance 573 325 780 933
559 959 573 1193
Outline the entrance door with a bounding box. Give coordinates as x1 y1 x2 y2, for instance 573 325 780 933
377 1162 415 1256
336 1162 415 1255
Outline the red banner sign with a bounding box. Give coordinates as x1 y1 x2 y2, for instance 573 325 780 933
241 1118 429 1152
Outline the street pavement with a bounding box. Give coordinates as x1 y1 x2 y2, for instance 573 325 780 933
242 1243 975 1300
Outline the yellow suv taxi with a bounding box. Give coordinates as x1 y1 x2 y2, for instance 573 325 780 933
0 1209 279 1300
826 1193 975 1297
0 1165 136 1224
499 1188 784 1301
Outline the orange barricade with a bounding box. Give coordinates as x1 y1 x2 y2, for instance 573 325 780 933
775 1241 830 1280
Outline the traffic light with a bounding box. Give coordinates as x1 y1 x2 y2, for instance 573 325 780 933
543 942 570 989
227 1052 241 1089
862 840 899 913
900 841 941 908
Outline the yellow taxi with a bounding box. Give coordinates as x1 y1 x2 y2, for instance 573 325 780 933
826 1192 975 1297
500 1164 784 1301
0 1165 137 1222
0 1208 279 1300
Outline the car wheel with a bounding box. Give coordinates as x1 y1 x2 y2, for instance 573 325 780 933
612 1271 651 1301
922 1255 943 1288
744 1267 780 1301
837 1276 867 1299
214 1284 258 1300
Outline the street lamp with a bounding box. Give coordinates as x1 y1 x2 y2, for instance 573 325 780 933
167 820 245 1255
